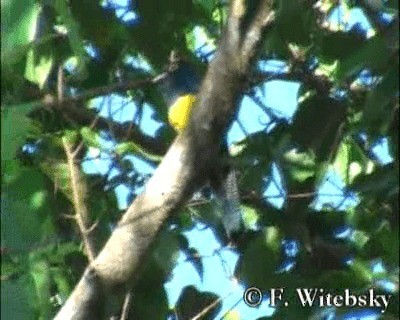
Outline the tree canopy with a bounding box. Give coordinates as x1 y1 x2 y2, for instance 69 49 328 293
1 0 398 319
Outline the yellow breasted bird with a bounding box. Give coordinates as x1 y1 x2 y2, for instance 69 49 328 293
161 52 242 236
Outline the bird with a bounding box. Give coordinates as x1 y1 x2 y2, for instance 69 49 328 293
160 51 242 237
168 94 197 132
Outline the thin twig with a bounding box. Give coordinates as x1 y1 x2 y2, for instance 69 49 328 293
120 291 133 320
72 112 101 159
190 291 234 320
219 296 243 319
57 65 64 102
63 138 97 262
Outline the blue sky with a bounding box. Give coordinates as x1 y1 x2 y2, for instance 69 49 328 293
82 1 394 319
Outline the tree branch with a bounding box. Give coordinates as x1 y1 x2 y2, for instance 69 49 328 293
53 99 168 155
55 1 275 318
33 74 169 156
62 138 97 262
241 1 275 70
45 74 167 108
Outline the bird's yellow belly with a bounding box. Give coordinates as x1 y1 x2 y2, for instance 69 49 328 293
168 94 197 133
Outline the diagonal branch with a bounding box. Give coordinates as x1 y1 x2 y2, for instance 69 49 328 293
55 1 275 319
241 0 275 69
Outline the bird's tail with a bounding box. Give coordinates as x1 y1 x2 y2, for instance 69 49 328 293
217 168 242 236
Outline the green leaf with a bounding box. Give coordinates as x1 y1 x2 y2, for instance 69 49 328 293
307 209 347 239
194 0 215 16
291 93 346 160
314 60 339 81
363 68 399 136
351 163 398 198
363 223 399 265
37 135 76 203
80 127 101 149
51 267 72 303
333 140 351 184
1 0 41 69
175 286 221 320
133 258 169 319
333 139 373 184
337 35 392 82
40 162 73 202
315 269 369 289
62 130 79 144
351 229 370 250
25 45 54 89
1 103 36 162
174 209 196 230
53 0 88 78
241 205 259 229
350 259 373 283
275 0 316 46
29 255 51 319
282 149 316 184
320 31 365 64
235 228 292 290
2 164 57 251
